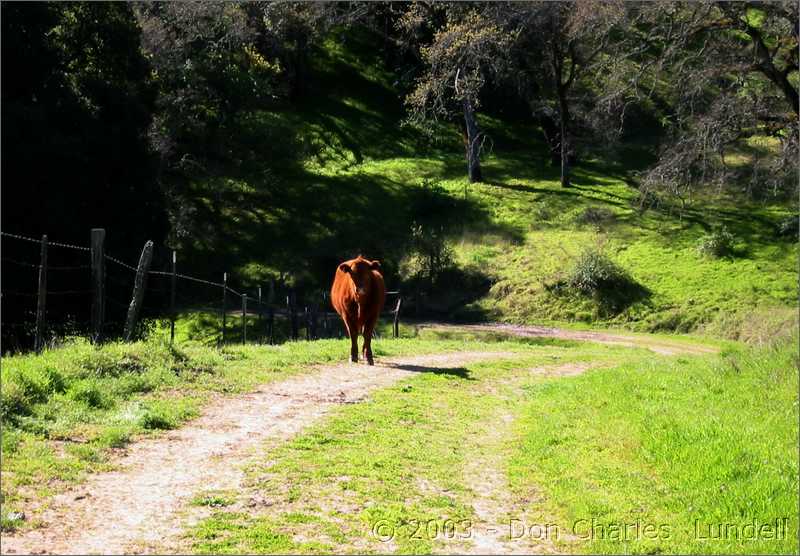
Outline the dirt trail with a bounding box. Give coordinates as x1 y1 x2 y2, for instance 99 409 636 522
437 362 593 555
419 323 718 356
0 351 513 556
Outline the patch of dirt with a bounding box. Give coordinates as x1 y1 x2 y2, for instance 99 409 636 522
420 323 719 356
0 350 513 556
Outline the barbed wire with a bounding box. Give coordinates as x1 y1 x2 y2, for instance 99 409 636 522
2 257 91 271
226 286 243 297
52 264 91 271
2 290 38 297
105 255 138 272
2 257 39 268
48 289 92 296
1 231 91 252
149 270 224 289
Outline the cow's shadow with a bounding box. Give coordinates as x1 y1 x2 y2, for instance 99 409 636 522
381 363 474 380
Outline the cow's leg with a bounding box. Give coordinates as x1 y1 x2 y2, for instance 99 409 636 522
344 313 359 363
362 313 379 366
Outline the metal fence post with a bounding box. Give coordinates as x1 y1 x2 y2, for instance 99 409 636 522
90 228 106 344
170 250 177 345
393 296 402 339
34 235 48 353
242 294 247 344
258 286 263 344
221 272 227 345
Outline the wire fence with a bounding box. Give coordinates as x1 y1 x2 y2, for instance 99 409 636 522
1 229 403 355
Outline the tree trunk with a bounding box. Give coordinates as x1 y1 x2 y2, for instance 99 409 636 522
557 89 571 187
462 98 483 183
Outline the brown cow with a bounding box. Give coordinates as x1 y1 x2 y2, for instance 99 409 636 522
330 255 386 365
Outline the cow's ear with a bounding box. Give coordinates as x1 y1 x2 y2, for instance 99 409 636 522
370 260 381 270
339 263 351 274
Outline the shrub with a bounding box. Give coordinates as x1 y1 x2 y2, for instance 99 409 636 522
403 221 455 288
777 214 798 239
697 226 735 257
567 248 633 294
67 380 111 409
631 189 661 212
0 366 66 421
139 410 175 430
575 206 616 227
553 248 649 317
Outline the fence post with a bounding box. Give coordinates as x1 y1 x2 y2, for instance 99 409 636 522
258 286 263 344
268 303 275 345
268 280 275 344
34 235 48 353
123 240 153 342
221 272 227 346
242 294 247 344
393 296 402 339
289 290 298 340
170 250 177 345
90 228 106 344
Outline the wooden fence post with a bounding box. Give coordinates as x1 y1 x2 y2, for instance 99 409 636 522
242 294 247 344
221 272 227 345
123 240 153 342
170 250 177 345
90 228 106 344
34 235 48 353
393 296 402 339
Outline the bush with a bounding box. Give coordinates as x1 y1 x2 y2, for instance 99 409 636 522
575 206 616 227
67 380 111 409
567 248 633 294
697 226 735 257
777 214 798 239
0 366 66 421
552 248 650 317
403 221 455 288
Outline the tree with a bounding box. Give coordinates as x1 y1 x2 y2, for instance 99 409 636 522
401 6 514 183
135 2 284 247
497 1 631 187
639 1 798 202
1 2 161 248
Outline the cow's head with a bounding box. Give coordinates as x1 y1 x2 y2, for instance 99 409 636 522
339 256 381 298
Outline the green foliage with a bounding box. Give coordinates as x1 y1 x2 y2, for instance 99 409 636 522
405 222 455 285
697 226 736 258
67 380 111 410
566 248 635 295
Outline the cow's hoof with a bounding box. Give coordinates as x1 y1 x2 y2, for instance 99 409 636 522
366 357 375 366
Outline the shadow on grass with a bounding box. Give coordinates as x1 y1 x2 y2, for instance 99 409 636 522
383 363 473 379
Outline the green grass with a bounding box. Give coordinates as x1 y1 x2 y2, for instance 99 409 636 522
187 339 640 554
508 338 799 554
0 334 484 530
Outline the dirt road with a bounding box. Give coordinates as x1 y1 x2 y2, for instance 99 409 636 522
417 322 718 356
0 351 514 555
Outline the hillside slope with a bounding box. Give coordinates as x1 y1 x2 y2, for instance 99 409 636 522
180 33 798 339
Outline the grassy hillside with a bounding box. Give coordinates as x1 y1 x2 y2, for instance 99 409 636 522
179 32 797 339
